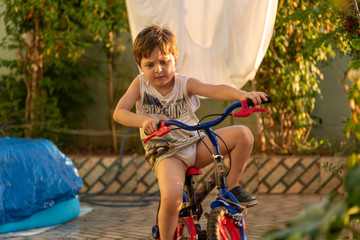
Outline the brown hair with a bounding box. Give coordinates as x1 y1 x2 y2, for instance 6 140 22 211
133 25 178 66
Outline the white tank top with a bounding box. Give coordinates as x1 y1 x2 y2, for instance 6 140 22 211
136 73 203 168
137 72 201 141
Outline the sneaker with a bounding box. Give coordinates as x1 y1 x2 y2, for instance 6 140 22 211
230 186 258 208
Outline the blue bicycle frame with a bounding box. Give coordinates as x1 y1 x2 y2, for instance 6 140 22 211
164 103 247 239
147 97 271 239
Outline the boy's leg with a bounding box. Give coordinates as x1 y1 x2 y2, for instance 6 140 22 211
156 157 188 240
194 125 257 206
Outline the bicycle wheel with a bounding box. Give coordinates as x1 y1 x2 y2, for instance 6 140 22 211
176 217 197 240
206 207 242 240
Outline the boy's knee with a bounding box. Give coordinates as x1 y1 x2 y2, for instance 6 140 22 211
236 126 254 146
160 193 183 210
160 187 183 205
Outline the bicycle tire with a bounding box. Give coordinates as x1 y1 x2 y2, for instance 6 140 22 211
206 207 242 240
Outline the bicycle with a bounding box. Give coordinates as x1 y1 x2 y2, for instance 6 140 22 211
144 96 271 240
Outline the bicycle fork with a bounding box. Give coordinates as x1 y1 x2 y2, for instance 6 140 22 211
210 154 247 240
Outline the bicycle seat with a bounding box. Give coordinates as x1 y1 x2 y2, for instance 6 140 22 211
186 168 202 176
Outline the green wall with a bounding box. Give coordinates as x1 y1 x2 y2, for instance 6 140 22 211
312 55 350 141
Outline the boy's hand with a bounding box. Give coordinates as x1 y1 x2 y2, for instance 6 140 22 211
244 91 268 106
142 117 158 135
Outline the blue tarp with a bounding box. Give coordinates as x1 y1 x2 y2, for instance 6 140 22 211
0 137 83 224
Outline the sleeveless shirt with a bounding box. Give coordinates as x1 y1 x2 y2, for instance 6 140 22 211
136 73 204 170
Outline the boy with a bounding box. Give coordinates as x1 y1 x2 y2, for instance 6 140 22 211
113 25 268 239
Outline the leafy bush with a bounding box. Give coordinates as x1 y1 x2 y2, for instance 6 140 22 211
0 0 128 147
256 0 346 154
262 0 360 239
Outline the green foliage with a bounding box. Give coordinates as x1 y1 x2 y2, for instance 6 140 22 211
257 0 342 154
262 0 360 239
262 195 348 240
295 136 359 156
0 73 25 136
341 0 360 148
323 160 344 175
93 0 129 56
0 0 129 146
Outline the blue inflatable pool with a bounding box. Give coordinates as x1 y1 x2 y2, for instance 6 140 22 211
0 197 80 233
0 137 83 233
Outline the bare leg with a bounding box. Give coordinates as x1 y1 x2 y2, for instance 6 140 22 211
156 157 188 240
194 125 254 190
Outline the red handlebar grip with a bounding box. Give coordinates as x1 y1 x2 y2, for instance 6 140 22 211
233 100 270 117
143 122 171 143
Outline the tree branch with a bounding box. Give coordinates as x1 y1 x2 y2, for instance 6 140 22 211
353 0 360 25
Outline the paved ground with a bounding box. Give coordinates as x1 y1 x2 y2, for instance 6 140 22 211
1 193 338 240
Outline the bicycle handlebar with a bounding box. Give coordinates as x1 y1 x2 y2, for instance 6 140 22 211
144 96 272 143
245 95 272 107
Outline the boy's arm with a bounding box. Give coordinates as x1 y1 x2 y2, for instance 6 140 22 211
187 78 268 105
113 77 158 134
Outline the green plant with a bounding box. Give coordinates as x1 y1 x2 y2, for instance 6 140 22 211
0 0 94 142
0 74 25 137
261 1 360 239
256 0 343 154
0 1 129 147
93 0 129 152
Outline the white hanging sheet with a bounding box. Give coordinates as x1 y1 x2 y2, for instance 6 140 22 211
125 0 278 89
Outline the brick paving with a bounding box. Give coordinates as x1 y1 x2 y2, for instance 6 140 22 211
1 193 344 240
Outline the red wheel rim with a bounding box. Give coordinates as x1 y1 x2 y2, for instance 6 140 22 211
219 215 240 239
176 217 197 239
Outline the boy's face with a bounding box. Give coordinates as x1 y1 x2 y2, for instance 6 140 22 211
139 46 177 93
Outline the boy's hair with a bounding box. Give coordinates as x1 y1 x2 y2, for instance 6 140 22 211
133 25 178 66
